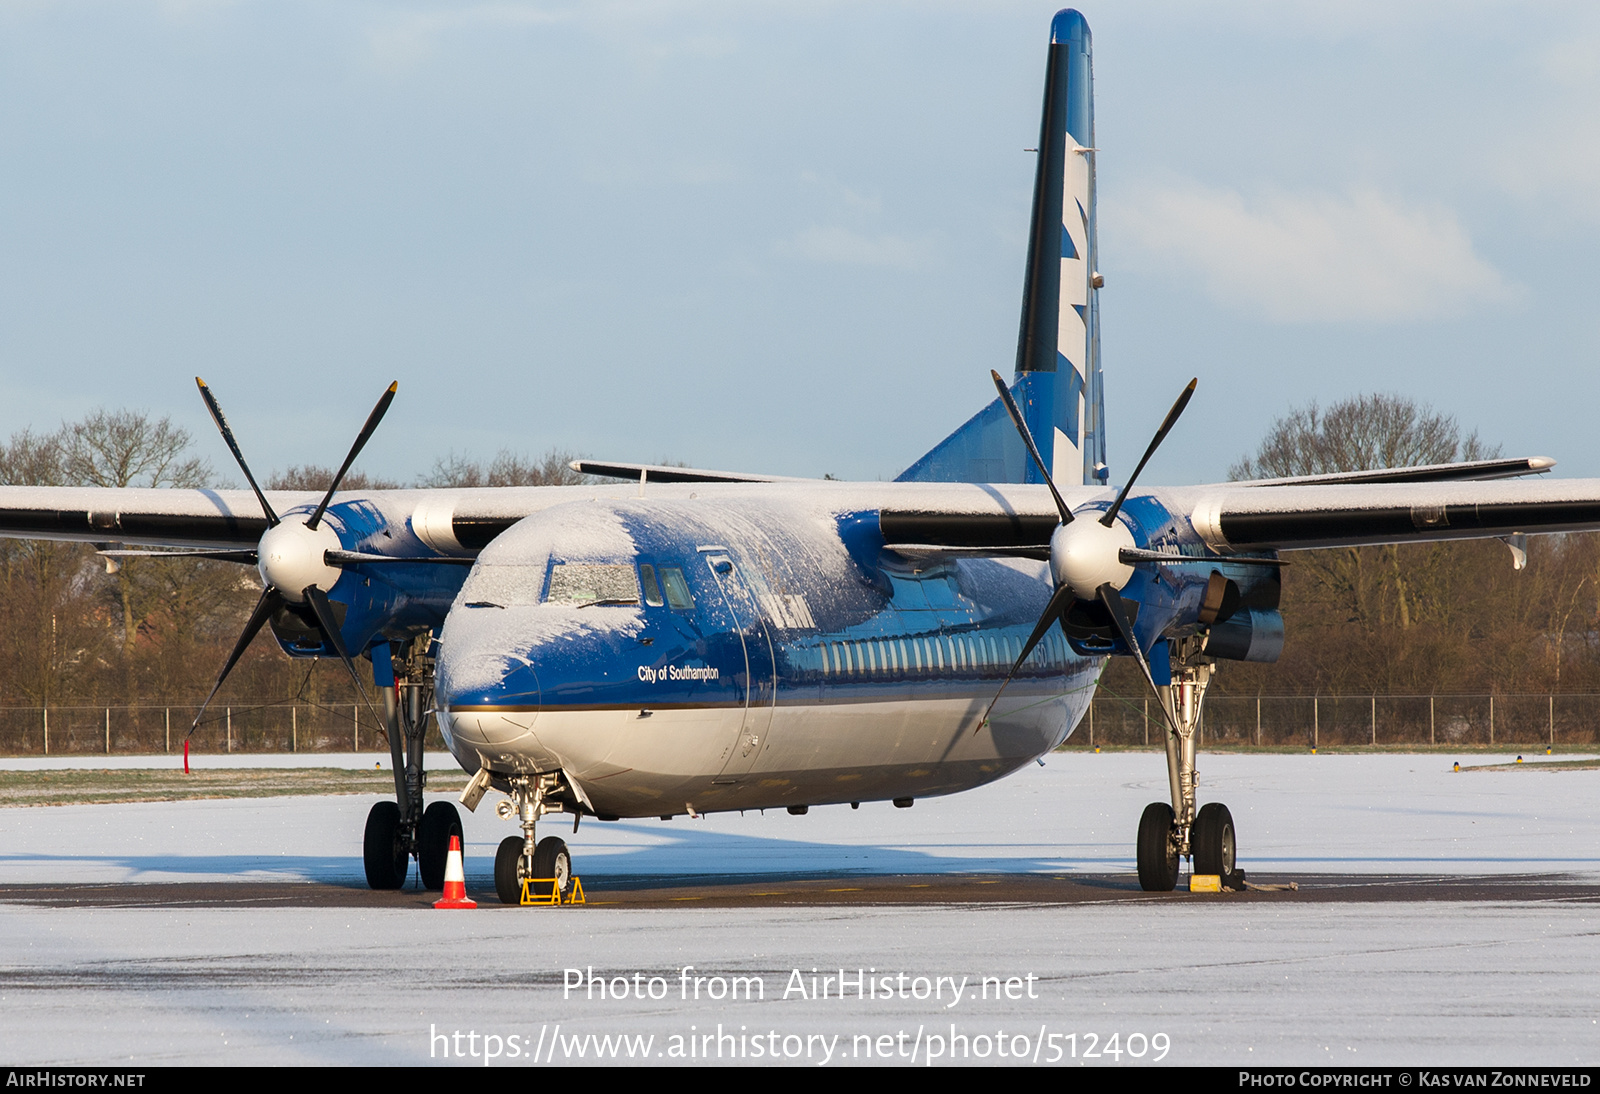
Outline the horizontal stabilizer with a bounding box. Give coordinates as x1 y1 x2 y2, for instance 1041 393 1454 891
1233 457 1555 489
571 460 815 485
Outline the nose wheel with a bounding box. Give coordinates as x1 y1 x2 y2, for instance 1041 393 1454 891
495 835 574 905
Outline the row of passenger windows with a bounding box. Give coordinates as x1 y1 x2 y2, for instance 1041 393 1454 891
815 628 1071 678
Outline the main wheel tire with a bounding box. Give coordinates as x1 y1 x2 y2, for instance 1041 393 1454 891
494 836 528 905
418 801 463 891
363 800 409 890
532 836 573 898
1192 802 1236 878
1137 801 1179 892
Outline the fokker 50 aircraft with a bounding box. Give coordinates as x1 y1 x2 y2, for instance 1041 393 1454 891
2 10 1594 903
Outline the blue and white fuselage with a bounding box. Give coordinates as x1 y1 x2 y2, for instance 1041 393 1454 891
429 481 1258 818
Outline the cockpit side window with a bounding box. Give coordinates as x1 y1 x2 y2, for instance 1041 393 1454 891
639 564 665 607
659 566 695 610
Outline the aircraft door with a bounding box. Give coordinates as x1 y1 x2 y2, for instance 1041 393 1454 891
702 550 776 778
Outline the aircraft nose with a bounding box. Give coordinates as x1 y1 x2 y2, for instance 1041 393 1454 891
435 646 542 754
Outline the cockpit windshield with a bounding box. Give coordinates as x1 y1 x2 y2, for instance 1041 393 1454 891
545 563 641 607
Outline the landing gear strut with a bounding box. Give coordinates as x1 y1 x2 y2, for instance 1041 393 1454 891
363 634 460 891
1135 636 1240 891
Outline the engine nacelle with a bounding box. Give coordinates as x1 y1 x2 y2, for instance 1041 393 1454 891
1203 607 1284 663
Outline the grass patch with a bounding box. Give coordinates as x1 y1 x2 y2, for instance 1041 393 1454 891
1460 758 1600 772
0 768 470 807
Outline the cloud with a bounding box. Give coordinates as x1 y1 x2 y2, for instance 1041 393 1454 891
1110 184 1519 322
777 225 930 271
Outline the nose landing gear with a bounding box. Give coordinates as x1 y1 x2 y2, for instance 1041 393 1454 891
489 773 576 905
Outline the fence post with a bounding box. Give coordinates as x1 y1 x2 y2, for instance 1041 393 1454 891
353 704 358 752
1143 698 1148 747
1088 698 1094 746
1313 695 1319 749
165 708 170 754
106 707 111 755
1256 696 1261 747
1549 695 1554 747
227 708 232 754
42 707 48 755
292 706 297 754
1371 695 1376 746
1489 695 1494 746
1430 696 1435 746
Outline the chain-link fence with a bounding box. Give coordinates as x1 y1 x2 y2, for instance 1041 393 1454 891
4 694 1595 755
1071 693 1600 749
0 703 446 755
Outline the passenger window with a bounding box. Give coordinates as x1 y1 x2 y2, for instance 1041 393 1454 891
639 565 665 607
659 567 695 610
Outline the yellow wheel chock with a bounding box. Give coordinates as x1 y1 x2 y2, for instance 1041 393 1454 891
520 876 585 906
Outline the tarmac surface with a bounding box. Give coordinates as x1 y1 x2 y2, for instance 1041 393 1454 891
6 871 1600 909
2 751 1598 1066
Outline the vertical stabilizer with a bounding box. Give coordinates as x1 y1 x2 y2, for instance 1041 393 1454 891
1016 9 1103 488
899 10 1105 487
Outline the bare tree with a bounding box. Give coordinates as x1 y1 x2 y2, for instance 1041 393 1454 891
1227 393 1503 638
267 465 401 491
61 410 210 492
418 448 593 488
0 428 103 704
1229 393 1495 481
58 411 217 659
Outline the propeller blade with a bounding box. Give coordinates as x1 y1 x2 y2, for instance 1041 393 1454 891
98 548 260 564
306 382 398 531
882 543 1051 562
1095 583 1183 739
191 587 285 733
324 549 476 566
975 583 1076 733
1101 378 1197 528
990 370 1073 525
196 378 279 527
1117 547 1287 567
303 584 388 738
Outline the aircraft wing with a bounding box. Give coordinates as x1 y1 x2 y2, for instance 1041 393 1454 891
0 486 282 549
0 485 546 553
874 476 1600 555
1186 478 1600 552
4 474 1600 558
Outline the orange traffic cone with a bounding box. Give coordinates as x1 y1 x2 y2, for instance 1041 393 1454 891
433 835 476 909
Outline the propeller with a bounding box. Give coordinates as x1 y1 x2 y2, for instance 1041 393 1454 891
189 379 400 734
978 370 1198 734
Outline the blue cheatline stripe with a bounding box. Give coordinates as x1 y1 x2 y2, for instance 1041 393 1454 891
1060 225 1078 259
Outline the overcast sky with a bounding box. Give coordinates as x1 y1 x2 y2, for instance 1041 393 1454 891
2 1 1597 487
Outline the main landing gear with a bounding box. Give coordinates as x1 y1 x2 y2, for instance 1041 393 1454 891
1135 636 1241 892
362 635 462 891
